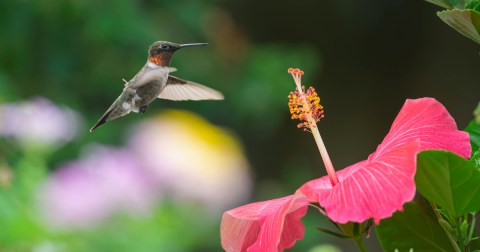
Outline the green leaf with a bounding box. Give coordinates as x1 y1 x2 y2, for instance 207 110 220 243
437 9 480 44
474 102 480 119
471 237 480 250
376 201 455 251
466 120 480 154
415 150 480 217
465 0 480 11
425 0 458 9
465 102 480 154
470 149 480 170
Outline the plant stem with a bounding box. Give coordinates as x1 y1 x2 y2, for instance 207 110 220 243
353 236 368 252
456 218 465 252
467 213 476 245
429 202 461 252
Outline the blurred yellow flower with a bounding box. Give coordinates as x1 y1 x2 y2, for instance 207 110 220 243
128 109 252 213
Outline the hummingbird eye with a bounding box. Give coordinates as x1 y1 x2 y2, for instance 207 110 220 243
161 44 170 50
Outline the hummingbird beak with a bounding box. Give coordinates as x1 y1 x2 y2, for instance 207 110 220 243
179 43 208 48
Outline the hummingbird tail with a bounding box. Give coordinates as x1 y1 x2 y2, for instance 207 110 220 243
89 102 132 132
89 107 115 132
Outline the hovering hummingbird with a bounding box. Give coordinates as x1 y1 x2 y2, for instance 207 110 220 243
89 41 223 132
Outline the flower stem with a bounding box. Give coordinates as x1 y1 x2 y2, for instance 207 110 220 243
455 217 466 252
353 236 368 252
429 202 461 252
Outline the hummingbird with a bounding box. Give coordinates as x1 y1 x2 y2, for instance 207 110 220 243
89 41 224 132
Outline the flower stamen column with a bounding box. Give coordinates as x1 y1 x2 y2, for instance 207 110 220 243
288 68 338 186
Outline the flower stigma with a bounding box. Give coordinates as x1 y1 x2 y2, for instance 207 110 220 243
287 68 338 186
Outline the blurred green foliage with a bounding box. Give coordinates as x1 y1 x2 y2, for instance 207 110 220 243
0 0 326 251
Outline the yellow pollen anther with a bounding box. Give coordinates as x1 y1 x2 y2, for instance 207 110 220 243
287 84 324 131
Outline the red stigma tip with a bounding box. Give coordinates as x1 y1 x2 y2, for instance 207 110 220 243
288 67 304 76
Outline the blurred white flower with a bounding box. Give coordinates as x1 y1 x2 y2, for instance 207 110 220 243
128 110 252 213
0 97 83 147
37 145 157 229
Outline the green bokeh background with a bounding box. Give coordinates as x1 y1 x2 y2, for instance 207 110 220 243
1 0 479 251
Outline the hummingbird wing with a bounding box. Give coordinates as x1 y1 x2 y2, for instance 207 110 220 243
128 66 170 89
157 75 224 101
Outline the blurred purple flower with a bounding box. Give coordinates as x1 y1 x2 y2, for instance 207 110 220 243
37 145 157 229
0 97 82 146
128 110 252 213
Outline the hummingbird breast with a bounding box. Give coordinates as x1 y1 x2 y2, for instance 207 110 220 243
134 79 167 108
123 64 170 112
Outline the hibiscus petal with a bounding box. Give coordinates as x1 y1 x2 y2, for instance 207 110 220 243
300 140 420 224
221 194 309 252
298 98 471 224
370 98 471 160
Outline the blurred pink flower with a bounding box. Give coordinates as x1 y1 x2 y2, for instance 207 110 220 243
37 145 157 229
128 110 252 213
0 97 82 146
221 98 471 252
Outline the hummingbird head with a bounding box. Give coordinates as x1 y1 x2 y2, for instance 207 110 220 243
147 41 208 67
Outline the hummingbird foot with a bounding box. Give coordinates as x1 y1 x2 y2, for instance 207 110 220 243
139 105 149 114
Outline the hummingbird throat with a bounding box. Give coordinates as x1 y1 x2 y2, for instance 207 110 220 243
149 54 167 66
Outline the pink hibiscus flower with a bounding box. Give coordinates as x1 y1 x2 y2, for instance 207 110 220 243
220 68 471 252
